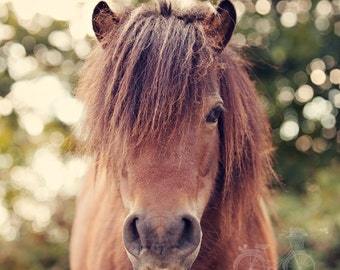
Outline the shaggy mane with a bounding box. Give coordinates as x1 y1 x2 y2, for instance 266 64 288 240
77 0 217 159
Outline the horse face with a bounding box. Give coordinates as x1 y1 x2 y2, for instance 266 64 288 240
90 0 236 268
119 93 223 269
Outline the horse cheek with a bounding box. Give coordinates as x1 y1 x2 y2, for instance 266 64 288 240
119 171 136 212
195 130 220 218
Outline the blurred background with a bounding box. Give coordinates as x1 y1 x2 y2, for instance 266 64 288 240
0 0 339 269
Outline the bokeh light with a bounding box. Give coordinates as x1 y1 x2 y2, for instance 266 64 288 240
277 86 295 106
255 0 271 15
310 69 327 85
295 85 314 103
295 134 313 152
280 120 300 141
303 97 334 122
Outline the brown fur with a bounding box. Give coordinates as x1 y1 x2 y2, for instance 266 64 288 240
71 1 277 269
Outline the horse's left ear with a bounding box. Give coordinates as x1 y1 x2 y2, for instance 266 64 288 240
204 0 236 52
92 1 120 44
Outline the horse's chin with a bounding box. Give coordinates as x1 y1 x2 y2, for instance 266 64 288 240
126 244 201 270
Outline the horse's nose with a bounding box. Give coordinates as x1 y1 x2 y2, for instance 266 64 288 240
123 214 202 260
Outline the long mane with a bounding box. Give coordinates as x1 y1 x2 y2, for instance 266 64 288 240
77 1 215 158
76 0 274 232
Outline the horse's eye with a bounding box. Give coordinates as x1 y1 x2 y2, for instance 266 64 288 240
206 106 224 123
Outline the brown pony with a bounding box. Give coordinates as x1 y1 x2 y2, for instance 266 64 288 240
70 0 277 269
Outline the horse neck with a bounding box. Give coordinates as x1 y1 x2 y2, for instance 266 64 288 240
194 186 232 268
194 182 276 269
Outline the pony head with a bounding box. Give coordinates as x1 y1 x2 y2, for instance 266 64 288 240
76 0 272 268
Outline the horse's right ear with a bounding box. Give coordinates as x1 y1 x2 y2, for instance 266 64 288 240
92 1 120 43
204 0 236 52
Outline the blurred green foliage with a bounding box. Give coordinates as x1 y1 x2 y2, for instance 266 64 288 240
0 0 339 269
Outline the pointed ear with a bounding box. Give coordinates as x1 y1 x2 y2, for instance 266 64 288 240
204 0 236 52
92 1 120 43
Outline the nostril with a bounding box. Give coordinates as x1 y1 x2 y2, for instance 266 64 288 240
123 215 142 257
128 218 139 241
123 214 202 259
179 218 193 248
178 215 201 252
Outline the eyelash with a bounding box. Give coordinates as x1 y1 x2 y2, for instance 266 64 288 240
206 106 224 123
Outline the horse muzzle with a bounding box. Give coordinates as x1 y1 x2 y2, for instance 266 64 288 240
123 214 202 270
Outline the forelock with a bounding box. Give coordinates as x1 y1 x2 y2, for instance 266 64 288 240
77 0 218 163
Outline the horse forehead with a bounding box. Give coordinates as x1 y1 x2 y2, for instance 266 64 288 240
134 140 199 163
130 161 196 179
